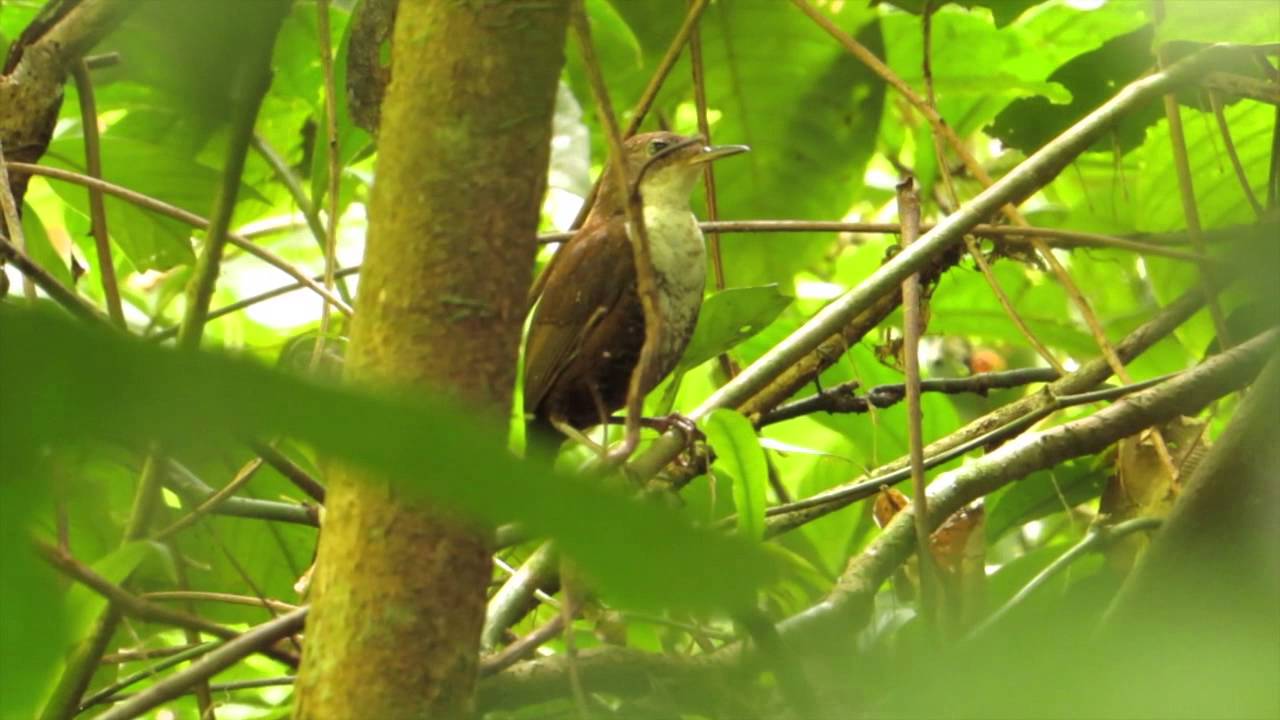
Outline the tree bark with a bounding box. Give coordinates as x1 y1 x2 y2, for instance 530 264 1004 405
294 1 569 718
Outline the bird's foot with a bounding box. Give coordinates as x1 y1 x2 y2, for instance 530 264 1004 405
638 413 704 445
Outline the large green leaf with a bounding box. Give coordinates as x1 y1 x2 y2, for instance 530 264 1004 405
678 284 793 373
0 307 779 615
703 409 767 541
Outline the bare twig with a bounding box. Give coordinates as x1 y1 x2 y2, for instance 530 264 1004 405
80 641 219 710
164 460 318 527
5 162 353 316
688 0 738 382
313 0 342 372
1209 90 1264 218
756 373 1180 537
93 608 308 720
481 612 567 677
1156 4 1230 351
142 591 298 613
761 367 1062 426
570 1 660 464
689 2 723 293
149 266 360 341
539 220 1224 264
923 3 1062 373
251 441 327 503
968 517 1162 639
0 142 35 299
150 457 266 540
249 134 353 303
897 176 937 625
0 231 104 321
34 540 297 666
482 542 560 651
69 60 125 326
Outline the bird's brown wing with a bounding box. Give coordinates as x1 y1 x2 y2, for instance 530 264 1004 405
522 218 634 418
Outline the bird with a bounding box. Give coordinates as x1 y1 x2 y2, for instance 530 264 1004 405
522 131 748 450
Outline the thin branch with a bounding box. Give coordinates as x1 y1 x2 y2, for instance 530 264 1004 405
80 640 220 710
178 54 288 351
313 0 342 372
150 457 267 541
5 162 354 316
689 2 723 293
249 134 352 303
164 459 318 527
1155 5 1230 351
967 517 1162 639
688 0 737 382
760 368 1062 426
623 45 1231 483
102 643 207 665
92 607 308 720
148 266 360 342
571 0 661 464
539 220 1224 264
0 231 104 321
897 176 937 625
0 141 35 299
1209 90 1264 218
482 542 559 651
756 372 1181 537
69 60 125 327
251 441 327 503
481 612 568 677
923 2 1061 373
141 591 298 613
33 540 298 666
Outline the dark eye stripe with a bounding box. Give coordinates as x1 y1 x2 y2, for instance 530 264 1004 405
649 140 669 155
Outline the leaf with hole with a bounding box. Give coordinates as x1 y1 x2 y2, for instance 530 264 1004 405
678 285 793 373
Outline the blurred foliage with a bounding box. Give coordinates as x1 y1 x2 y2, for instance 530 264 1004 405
1 0 1277 718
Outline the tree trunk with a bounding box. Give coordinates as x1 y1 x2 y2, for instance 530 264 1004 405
294 1 569 717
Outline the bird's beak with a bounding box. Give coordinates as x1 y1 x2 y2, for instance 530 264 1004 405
689 144 750 164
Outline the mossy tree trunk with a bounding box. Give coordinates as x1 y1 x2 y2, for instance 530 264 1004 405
294 2 569 717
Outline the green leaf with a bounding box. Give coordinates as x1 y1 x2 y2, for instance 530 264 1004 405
0 459 62 719
703 409 767 541
989 25 1160 155
0 307 779 614
1155 1 1280 46
986 459 1106 541
21 204 72 288
678 285 793 372
41 134 266 271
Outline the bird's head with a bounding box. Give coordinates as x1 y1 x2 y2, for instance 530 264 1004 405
593 132 749 216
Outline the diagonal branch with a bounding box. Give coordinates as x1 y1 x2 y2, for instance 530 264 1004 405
479 328 1277 712
624 44 1233 482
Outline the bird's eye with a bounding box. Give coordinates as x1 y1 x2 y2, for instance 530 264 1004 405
647 139 669 156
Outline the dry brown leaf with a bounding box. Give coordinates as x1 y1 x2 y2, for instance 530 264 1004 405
1100 416 1207 571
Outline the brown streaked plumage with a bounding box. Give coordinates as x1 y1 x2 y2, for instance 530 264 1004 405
523 131 748 435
